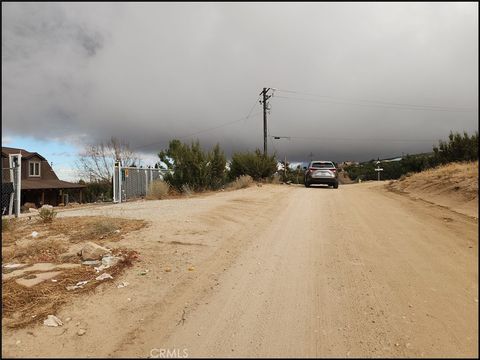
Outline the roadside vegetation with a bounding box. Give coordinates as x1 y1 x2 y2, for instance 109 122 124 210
145 179 170 200
228 149 278 181
156 140 278 195
226 175 254 190
344 131 478 181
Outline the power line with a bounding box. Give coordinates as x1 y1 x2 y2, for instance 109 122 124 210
270 134 439 143
273 88 477 112
132 97 262 151
273 94 476 113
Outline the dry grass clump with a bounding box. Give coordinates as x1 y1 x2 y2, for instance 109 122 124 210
39 207 57 223
181 184 194 197
83 220 118 238
227 175 254 190
146 180 171 200
2 237 68 263
2 248 139 329
388 161 478 204
2 217 16 232
1 216 147 248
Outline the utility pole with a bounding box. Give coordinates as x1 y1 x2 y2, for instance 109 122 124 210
284 154 287 181
260 88 272 156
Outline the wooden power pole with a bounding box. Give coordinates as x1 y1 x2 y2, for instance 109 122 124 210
261 88 272 156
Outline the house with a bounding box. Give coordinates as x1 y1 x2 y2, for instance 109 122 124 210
1 147 85 207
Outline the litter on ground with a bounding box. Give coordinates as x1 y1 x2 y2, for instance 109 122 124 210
66 280 89 291
96 273 113 281
43 315 63 327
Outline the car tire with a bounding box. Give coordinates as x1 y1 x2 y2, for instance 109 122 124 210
304 182 310 188
333 182 339 189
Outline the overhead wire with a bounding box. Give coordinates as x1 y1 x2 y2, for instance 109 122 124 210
273 94 477 113
273 88 477 112
131 95 262 151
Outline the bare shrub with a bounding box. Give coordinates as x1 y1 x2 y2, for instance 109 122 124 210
146 180 170 200
227 175 253 190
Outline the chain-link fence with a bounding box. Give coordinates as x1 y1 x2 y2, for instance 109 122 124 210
113 164 168 203
2 164 21 217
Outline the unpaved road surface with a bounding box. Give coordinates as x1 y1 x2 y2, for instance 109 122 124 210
2 183 478 358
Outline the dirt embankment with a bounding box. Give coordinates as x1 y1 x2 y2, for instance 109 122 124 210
388 161 478 218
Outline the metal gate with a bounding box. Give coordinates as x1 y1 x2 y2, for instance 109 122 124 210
2 154 22 217
113 162 168 203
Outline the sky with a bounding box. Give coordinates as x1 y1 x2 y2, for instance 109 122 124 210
2 2 478 181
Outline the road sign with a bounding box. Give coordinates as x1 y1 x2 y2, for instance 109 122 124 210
374 168 384 171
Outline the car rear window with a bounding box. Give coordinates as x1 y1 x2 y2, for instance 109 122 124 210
311 162 334 168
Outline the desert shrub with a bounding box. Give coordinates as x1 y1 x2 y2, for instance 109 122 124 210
146 180 170 200
228 149 278 181
39 207 57 223
158 140 227 191
227 175 253 190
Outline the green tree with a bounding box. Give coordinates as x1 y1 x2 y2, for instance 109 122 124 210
158 139 227 191
228 150 278 181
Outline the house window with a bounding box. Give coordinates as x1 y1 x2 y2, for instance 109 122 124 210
29 161 41 177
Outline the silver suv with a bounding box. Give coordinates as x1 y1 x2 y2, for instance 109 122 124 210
304 161 339 188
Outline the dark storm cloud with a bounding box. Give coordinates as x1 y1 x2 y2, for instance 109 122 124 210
2 2 478 162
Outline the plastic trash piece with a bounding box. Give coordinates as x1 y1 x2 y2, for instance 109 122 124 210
43 315 63 327
96 273 113 281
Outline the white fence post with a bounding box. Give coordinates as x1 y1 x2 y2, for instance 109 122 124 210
118 162 122 204
145 168 149 196
16 157 21 217
113 162 117 203
8 153 22 217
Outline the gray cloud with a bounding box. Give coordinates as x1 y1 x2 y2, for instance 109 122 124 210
2 2 478 162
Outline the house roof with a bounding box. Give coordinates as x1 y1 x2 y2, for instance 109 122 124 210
2 147 46 160
22 179 85 190
2 147 84 190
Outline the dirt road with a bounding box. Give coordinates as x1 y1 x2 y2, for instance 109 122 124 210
2 183 478 358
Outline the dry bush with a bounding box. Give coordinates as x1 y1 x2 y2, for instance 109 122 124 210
146 180 170 200
181 184 194 197
39 207 57 223
227 175 253 190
